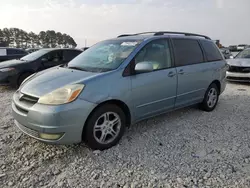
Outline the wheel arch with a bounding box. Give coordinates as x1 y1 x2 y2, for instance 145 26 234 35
210 80 221 94
85 99 131 128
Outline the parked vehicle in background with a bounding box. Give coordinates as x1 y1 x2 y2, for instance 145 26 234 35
226 48 250 82
229 45 238 52
0 47 28 62
25 48 39 54
0 48 82 86
237 44 248 51
12 31 227 150
220 48 233 59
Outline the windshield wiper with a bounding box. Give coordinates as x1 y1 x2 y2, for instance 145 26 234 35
68 66 89 71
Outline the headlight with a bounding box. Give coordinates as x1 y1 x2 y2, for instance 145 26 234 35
0 68 15 72
38 84 85 105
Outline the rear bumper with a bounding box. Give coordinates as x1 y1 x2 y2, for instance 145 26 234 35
226 71 250 82
12 91 97 144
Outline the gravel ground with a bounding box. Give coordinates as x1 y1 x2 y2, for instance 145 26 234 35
1 82 250 188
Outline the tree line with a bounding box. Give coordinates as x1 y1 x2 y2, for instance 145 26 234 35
0 28 77 49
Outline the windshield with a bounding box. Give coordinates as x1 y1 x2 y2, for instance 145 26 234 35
235 49 250 59
21 49 50 61
68 39 141 72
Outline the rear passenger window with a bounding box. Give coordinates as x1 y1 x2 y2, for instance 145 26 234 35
173 39 204 66
200 40 223 61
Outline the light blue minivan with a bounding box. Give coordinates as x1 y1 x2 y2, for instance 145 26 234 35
12 32 227 150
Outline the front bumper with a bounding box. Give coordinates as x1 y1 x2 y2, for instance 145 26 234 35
226 71 250 82
12 91 97 144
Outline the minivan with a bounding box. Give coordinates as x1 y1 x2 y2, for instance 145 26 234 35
12 31 227 150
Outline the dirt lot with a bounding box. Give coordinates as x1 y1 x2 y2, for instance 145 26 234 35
0 82 250 188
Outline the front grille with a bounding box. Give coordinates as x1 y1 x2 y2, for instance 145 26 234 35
19 94 39 104
16 121 39 138
229 66 250 73
227 76 250 82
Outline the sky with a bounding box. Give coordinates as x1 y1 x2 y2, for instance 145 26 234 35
0 0 249 47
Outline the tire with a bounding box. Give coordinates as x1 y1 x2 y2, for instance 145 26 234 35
17 72 32 87
84 104 126 150
200 83 219 112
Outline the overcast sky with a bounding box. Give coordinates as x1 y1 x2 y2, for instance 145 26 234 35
0 0 249 47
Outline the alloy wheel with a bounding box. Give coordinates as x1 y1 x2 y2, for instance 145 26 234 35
207 88 218 108
93 112 121 144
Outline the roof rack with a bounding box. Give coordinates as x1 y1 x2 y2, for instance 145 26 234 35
117 32 157 38
117 31 211 40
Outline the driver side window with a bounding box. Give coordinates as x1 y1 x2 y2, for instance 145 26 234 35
44 50 63 62
135 39 172 71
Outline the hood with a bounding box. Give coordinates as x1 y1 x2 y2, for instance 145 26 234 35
226 58 250 67
0 59 29 68
20 67 100 97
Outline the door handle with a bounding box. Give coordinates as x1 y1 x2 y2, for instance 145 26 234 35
168 71 175 77
178 69 184 75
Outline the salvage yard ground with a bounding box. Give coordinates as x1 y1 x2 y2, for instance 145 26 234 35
0 82 250 188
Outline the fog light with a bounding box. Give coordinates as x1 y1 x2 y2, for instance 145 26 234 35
39 133 63 140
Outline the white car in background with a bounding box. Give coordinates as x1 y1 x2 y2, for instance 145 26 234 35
237 44 248 51
227 48 250 82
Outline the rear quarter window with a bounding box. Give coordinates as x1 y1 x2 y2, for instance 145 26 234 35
172 38 204 66
200 40 223 61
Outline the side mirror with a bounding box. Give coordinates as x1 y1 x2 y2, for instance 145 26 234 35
229 55 234 59
134 61 154 73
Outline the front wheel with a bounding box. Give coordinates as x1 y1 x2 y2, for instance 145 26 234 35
83 104 126 150
200 83 219 112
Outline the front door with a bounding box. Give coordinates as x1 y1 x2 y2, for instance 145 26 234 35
130 39 177 120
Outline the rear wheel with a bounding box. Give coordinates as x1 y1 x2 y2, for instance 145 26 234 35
17 72 32 87
84 104 126 150
200 83 219 112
